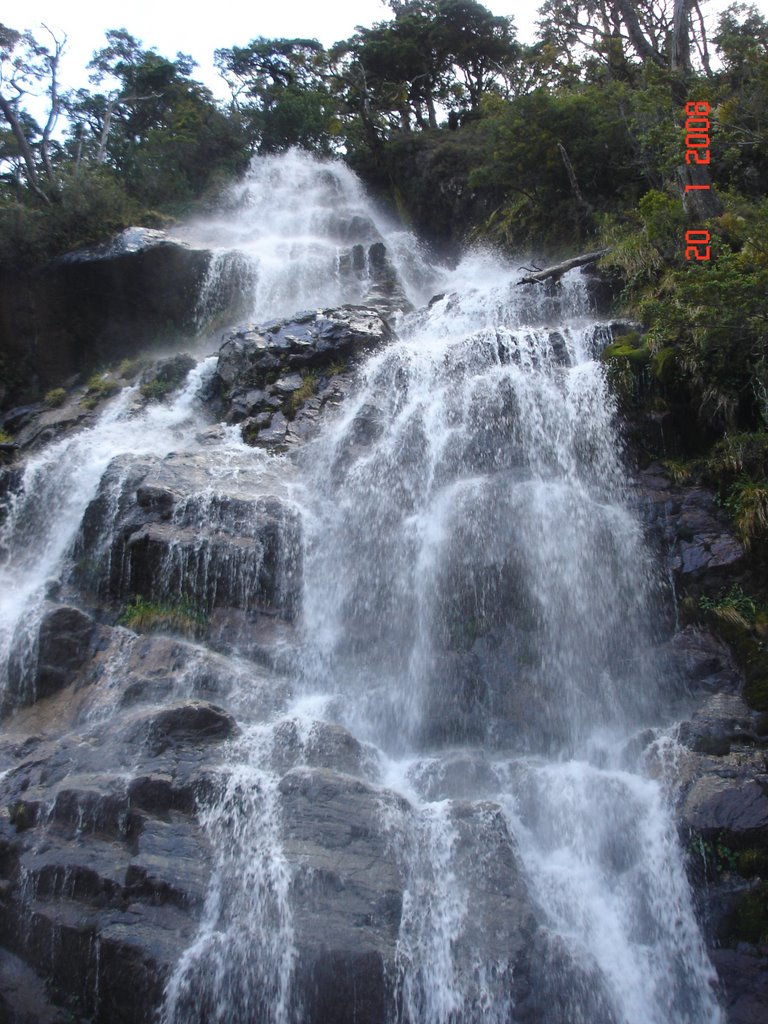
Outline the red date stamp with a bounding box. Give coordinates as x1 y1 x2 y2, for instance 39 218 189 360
684 101 711 261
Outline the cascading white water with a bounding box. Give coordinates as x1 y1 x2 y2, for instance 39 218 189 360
0 361 221 700
175 149 439 322
289 248 723 1023
0 150 724 1024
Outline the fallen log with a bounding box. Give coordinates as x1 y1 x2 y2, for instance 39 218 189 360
518 248 611 285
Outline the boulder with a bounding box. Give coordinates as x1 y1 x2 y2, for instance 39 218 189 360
142 701 238 755
633 467 746 595
3 604 98 712
682 776 768 838
213 306 391 448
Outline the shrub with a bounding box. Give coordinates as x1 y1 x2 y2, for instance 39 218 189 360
44 387 67 408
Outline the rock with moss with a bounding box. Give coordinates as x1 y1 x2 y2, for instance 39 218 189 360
214 307 390 448
139 354 196 402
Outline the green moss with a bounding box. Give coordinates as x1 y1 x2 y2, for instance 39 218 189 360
703 603 768 712
726 478 768 549
744 669 768 712
118 358 144 380
737 849 768 879
81 371 119 406
660 458 695 485
699 585 759 625
118 595 207 638
650 346 679 385
139 378 175 401
44 387 66 408
602 339 650 364
285 371 318 419
0 429 12 444
242 417 270 445
720 882 768 944
707 432 768 487
8 801 32 832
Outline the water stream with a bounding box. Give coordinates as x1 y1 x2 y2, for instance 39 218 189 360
0 150 723 1023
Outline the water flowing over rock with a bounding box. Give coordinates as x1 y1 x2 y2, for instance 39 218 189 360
0 151 753 1023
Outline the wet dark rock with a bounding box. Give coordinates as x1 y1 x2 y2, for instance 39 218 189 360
408 749 499 801
142 701 238 754
302 721 376 778
0 947 73 1023
138 354 196 401
278 767 533 1022
279 766 405 985
3 604 99 713
73 451 302 624
214 306 390 447
678 693 760 755
662 627 741 694
683 776 768 837
0 228 244 410
0 624 227 1024
35 605 98 699
712 947 768 1024
634 467 746 595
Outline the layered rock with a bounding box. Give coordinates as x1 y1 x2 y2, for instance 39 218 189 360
71 449 302 644
212 305 392 450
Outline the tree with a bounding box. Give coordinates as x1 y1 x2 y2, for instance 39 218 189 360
0 22 65 203
536 0 712 80
66 30 246 204
214 38 338 153
431 0 518 110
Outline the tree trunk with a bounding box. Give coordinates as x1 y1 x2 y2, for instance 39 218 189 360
613 0 666 67
518 249 610 285
676 164 723 219
0 95 50 204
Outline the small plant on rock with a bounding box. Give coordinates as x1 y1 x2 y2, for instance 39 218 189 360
118 595 207 638
44 387 67 408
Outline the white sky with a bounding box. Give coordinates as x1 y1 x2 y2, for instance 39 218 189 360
14 0 544 100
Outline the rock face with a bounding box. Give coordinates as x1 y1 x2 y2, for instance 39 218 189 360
212 306 392 450
0 228 245 408
635 464 768 1020
72 449 303 644
633 465 746 595
1 319 766 1024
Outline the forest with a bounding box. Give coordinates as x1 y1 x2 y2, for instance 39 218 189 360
1 0 767 557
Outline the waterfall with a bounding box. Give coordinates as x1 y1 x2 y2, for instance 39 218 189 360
0 151 724 1024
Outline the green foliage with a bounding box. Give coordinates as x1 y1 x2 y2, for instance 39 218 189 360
118 358 143 379
660 458 695 484
84 371 119 397
139 378 174 401
7 800 32 833
699 584 760 625
737 848 768 878
0 166 143 268
720 882 768 944
284 371 318 418
44 387 66 407
726 478 768 548
707 432 768 485
118 595 207 638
